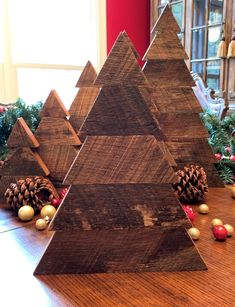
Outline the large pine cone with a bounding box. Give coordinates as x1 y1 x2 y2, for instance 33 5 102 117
5 176 57 213
173 165 208 203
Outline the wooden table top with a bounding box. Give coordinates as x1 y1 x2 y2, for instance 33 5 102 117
0 187 234 307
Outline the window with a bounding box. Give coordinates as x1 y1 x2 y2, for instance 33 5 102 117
191 0 224 91
0 0 106 107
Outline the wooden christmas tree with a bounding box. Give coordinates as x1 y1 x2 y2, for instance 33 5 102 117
69 61 100 132
35 90 81 184
35 32 206 275
0 117 50 200
143 4 222 187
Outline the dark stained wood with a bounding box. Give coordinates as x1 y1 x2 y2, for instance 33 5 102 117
7 117 40 148
0 148 50 176
143 31 188 61
151 87 202 113
50 184 191 231
158 113 209 141
64 135 177 185
151 4 181 34
94 32 148 86
69 86 100 132
40 90 70 118
143 60 195 87
35 117 81 146
80 85 165 140
38 145 79 182
122 31 140 59
34 227 206 275
76 61 98 88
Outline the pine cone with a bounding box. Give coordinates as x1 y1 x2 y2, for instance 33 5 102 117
173 165 208 203
5 176 56 213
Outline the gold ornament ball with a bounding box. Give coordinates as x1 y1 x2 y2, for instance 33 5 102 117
40 205 56 219
18 205 35 222
35 218 48 231
231 186 235 198
224 224 234 237
188 227 200 240
198 204 209 214
211 218 223 229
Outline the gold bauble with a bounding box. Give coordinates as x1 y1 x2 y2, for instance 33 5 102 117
224 224 234 237
231 187 235 198
40 205 56 219
198 204 209 214
18 205 34 221
211 218 223 229
35 218 48 231
188 227 200 240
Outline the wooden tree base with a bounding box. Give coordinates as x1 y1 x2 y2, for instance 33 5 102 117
34 227 207 275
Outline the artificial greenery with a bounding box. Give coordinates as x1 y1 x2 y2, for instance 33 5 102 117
201 110 235 184
0 98 42 160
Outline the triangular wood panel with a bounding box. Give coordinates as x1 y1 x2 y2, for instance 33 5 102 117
76 61 98 88
94 32 148 86
80 85 165 140
64 136 177 185
35 117 81 146
34 228 206 275
40 90 70 118
143 31 188 61
143 60 195 87
151 4 181 34
69 87 100 132
50 184 191 231
122 31 140 59
0 148 50 176
151 87 202 113
7 117 39 148
37 145 79 182
158 113 209 141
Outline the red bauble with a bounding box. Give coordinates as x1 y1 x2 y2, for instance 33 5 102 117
0 106 5 113
51 198 61 207
215 153 222 160
230 155 235 161
182 205 195 222
225 146 231 153
213 225 228 241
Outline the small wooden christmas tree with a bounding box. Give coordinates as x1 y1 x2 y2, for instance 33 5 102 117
0 117 50 200
35 32 206 275
69 61 100 132
143 4 222 187
35 90 81 184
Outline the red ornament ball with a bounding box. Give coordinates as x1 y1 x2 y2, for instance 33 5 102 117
215 153 222 160
225 146 231 153
230 155 235 161
51 198 61 208
0 106 5 113
213 225 228 241
182 205 195 222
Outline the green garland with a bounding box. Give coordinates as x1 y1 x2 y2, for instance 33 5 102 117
0 98 42 160
201 110 235 184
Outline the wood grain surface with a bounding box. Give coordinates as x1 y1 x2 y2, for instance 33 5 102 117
143 30 188 60
0 188 234 306
35 117 81 146
143 60 195 87
50 184 191 231
94 32 148 86
0 148 50 176
37 145 79 182
40 90 69 118
64 135 177 185
122 31 140 59
69 86 100 131
7 117 40 148
76 60 98 87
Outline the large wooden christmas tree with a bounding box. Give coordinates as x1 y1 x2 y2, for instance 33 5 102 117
35 32 206 275
69 61 100 133
35 90 81 184
143 5 222 187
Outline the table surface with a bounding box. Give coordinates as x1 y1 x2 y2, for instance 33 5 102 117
0 187 235 307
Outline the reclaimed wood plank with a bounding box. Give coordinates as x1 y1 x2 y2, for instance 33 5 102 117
76 61 98 88
40 90 70 118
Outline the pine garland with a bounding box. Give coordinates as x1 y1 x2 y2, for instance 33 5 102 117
0 98 42 160
201 110 235 184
